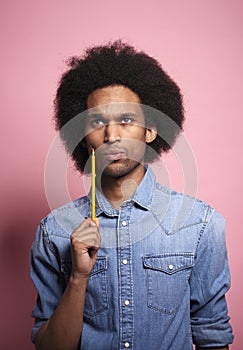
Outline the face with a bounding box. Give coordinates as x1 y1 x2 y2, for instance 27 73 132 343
84 85 156 179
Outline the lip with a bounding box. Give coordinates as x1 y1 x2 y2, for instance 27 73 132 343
104 152 124 161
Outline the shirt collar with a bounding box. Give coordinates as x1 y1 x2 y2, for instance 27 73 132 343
88 165 156 217
130 165 155 210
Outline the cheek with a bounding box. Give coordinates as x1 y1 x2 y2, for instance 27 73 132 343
130 129 147 146
85 129 103 146
128 138 146 160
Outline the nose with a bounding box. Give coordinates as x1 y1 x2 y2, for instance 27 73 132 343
104 122 121 143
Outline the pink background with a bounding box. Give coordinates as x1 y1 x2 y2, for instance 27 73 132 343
1 1 242 349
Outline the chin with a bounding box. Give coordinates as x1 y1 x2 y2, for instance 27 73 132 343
102 159 142 178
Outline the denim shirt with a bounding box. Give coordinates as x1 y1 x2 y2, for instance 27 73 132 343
30 167 233 349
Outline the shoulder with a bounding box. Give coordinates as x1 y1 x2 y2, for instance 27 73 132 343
153 182 225 233
40 196 90 239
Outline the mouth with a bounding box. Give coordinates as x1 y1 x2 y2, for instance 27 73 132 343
100 147 126 162
103 151 125 161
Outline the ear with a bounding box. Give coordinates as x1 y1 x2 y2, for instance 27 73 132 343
145 126 157 144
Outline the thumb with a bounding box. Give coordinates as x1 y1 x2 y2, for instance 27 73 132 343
92 218 100 227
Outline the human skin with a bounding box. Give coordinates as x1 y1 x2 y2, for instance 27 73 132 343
34 85 156 350
34 85 229 350
84 85 157 207
34 218 100 350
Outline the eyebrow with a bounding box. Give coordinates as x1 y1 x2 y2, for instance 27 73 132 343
87 113 104 119
87 112 138 119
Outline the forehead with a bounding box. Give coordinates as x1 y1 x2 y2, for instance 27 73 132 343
87 85 142 116
87 85 141 106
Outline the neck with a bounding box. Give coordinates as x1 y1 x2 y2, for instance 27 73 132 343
99 165 145 209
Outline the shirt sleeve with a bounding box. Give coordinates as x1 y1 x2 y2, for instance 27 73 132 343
190 208 234 347
30 219 67 344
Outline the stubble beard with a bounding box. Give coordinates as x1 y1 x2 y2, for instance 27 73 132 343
101 158 143 179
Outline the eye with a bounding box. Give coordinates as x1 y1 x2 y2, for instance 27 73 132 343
120 115 134 124
91 119 105 128
121 117 132 124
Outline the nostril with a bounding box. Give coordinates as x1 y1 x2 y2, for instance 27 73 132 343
104 137 121 143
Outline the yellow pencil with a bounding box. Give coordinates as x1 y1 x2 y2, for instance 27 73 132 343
91 147 96 221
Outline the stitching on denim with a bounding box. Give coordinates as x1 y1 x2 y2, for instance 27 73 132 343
195 206 214 252
41 219 59 256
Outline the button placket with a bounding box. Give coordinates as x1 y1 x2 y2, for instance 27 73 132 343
118 206 134 350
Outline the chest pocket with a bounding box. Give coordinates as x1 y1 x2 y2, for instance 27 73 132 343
143 253 194 314
61 256 109 317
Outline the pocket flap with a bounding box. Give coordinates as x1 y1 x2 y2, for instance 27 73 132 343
143 253 194 274
91 257 107 275
61 256 107 276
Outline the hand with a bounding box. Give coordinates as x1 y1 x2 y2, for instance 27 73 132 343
70 218 100 280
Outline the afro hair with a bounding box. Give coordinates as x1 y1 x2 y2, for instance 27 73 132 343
54 40 184 173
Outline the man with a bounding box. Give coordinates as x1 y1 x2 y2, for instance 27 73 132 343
30 41 233 349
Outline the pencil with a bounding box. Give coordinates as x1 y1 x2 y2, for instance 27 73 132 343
91 147 96 221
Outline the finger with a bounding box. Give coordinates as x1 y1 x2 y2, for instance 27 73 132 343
91 218 100 227
72 219 99 235
71 229 101 246
72 240 99 253
87 217 100 228
71 227 100 241
72 225 100 239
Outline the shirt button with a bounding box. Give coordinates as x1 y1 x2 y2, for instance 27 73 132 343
124 342 130 348
121 220 127 226
168 264 174 270
122 259 128 265
124 300 130 306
